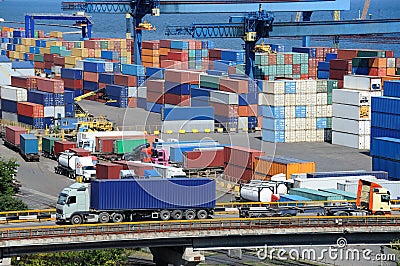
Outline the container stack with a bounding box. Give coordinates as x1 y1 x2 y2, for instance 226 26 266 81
164 69 200 107
36 77 65 121
332 75 383 149
161 106 214 133
223 146 265 183
142 41 160 68
146 79 165 113
370 80 400 179
259 79 336 143
61 68 83 98
1 84 28 122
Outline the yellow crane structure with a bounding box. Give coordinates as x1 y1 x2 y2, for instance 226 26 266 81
361 0 371 20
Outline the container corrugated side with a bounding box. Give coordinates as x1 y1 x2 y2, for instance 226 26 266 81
161 106 214 121
20 134 38 155
90 178 216 210
289 188 343 201
371 137 400 160
41 136 61 154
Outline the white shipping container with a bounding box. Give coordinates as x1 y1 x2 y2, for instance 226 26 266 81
260 80 285 94
327 105 332 117
343 75 381 91
104 62 114 73
285 130 296 142
210 90 238 105
316 93 328 105
285 118 296 131
332 131 370 150
295 93 307 105
285 94 296 106
295 130 306 142
238 117 248 130
295 118 306 129
305 130 317 142
338 180 400 199
387 58 396 68
51 65 62 75
332 117 370 135
258 93 284 106
316 105 327 118
332 103 369 120
43 106 55 118
0 62 12 86
0 85 27 102
54 106 65 118
306 106 317 118
161 120 215 133
75 60 84 70
285 106 295 118
294 175 377 190
316 129 324 142
128 87 138 98
332 89 371 106
306 80 317 94
11 68 34 76
306 118 316 130
2 111 18 122
138 86 147 98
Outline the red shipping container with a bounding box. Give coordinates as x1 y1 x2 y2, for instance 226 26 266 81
283 53 293 65
219 78 248 94
164 93 190 106
63 78 83 89
34 62 44 69
83 72 98 82
17 102 44 118
338 80 344 89
160 39 171 48
5 126 27 146
146 79 165 93
96 162 124 179
11 76 38 89
96 138 114 153
167 51 188 61
44 61 53 70
142 40 160 50
224 163 254 183
224 146 265 169
44 53 55 62
147 90 165 104
337 49 358 60
386 50 395 58
114 74 137 87
68 148 91 157
160 60 177 69
195 41 202 50
210 102 238 117
53 56 65 66
292 64 301 75
114 161 155 177
84 40 101 49
54 140 77 156
329 69 348 80
208 49 222 59
37 78 64 93
128 97 137 108
238 105 258 117
183 149 224 169
268 54 277 65
164 69 200 84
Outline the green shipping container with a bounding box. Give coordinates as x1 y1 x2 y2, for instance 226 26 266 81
42 136 61 155
100 41 108 49
352 57 370 68
357 50 386 58
319 188 356 200
60 50 72 57
200 74 220 89
289 188 343 201
113 139 147 155
327 117 332 128
33 54 44 62
50 46 67 55
326 80 338 93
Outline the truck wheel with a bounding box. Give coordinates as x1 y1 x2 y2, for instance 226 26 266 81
197 210 208 219
99 212 110 223
171 210 183 220
185 210 196 220
160 210 171 221
71 214 82 225
112 213 124 223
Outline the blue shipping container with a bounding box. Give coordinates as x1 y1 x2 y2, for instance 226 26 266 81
143 170 161 178
61 68 83 80
262 117 285 131
383 81 400 98
83 61 105 73
146 67 164 79
98 73 114 84
285 81 297 94
262 129 285 143
53 93 65 106
65 103 75 117
318 62 330 71
260 105 285 119
146 102 163 113
295 106 306 118
191 98 210 107
371 126 400 140
105 85 128 98
164 81 191 95
90 178 216 210
20 134 38 155
64 91 75 104
191 88 211 99
372 157 400 180
371 137 400 161
137 97 146 109
121 64 145 76
371 112 400 131
162 106 214 121
18 115 44 129
83 81 98 91
306 170 388 180
372 96 400 115
1 99 18 113
28 90 54 107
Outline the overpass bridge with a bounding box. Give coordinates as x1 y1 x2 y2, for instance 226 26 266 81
1 215 400 265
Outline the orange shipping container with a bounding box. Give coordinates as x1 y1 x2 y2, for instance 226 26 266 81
386 68 396 76
238 105 258 117
370 58 387 68
17 102 44 118
142 49 159 56
254 155 316 179
83 71 98 82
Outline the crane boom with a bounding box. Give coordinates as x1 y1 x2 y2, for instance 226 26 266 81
361 0 371 20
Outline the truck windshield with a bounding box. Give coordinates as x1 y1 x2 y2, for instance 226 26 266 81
82 166 95 171
381 194 390 203
57 193 68 205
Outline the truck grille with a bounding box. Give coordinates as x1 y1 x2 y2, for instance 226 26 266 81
56 208 62 214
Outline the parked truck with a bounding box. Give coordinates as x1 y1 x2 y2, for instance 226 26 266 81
239 179 391 218
54 151 96 182
19 134 40 162
56 178 216 224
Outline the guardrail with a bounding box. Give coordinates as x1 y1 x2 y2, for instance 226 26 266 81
1 215 400 241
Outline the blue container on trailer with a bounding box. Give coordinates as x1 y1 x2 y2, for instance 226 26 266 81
146 67 164 79
18 115 44 129
144 170 161 178
295 106 306 118
83 81 98 91
289 188 343 201
61 68 83 80
137 97 146 109
146 102 163 113
262 129 285 143
1 99 18 113
325 53 338 62
318 62 330 71
28 91 54 107
306 170 388 180
162 106 214 121
279 194 311 204
262 117 285 131
319 188 356 200
90 178 216 210
53 93 65 106
98 73 114 84
371 126 400 140
121 64 145 76
383 81 400 97
83 61 105 73
164 81 191 95
63 91 75 104
372 157 400 180
20 134 38 155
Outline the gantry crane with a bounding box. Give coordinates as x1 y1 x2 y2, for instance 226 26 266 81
61 0 351 66
361 0 371 20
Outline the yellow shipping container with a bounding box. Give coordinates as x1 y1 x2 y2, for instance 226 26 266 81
65 56 80 65
107 41 114 50
142 55 159 64
40 47 51 54
159 48 170 56
8 51 16 59
126 56 132 64
120 50 127 57
94 49 102 58
71 48 89 57
254 156 316 179
15 45 24 52
49 31 63 38
65 63 76 68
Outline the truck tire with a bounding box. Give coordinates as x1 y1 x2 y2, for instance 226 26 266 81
99 212 110 223
185 210 196 220
112 213 124 223
160 210 171 221
197 210 208 219
171 210 183 220
71 214 83 225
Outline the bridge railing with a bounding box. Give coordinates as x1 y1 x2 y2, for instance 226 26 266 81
1 216 400 241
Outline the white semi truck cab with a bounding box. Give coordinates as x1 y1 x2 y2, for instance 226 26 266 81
56 183 91 224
